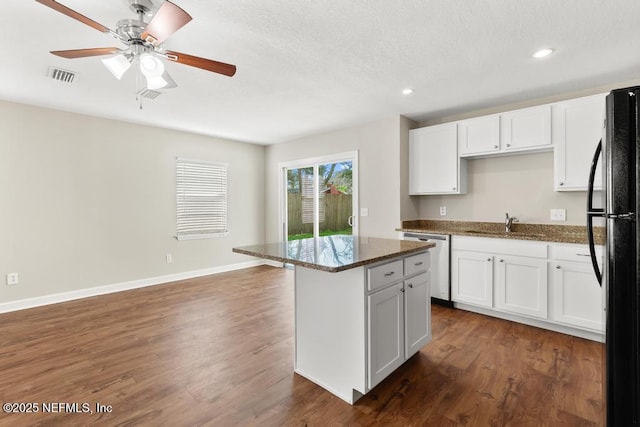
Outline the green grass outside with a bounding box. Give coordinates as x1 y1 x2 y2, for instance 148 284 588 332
287 228 353 241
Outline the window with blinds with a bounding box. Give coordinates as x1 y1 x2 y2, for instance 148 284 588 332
176 158 228 240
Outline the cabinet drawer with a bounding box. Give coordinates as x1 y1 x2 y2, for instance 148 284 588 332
549 244 603 263
368 260 403 291
404 252 430 277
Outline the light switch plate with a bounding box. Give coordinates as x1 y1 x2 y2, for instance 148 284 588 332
550 208 566 221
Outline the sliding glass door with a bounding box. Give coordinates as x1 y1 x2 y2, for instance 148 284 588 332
281 152 358 241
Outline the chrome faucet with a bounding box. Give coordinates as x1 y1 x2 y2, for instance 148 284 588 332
505 213 518 233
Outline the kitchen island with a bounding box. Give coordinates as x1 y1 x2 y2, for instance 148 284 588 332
233 235 435 403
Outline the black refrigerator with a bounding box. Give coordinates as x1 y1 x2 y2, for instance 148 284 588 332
587 86 640 426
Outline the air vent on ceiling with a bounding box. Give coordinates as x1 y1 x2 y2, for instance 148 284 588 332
47 66 78 83
137 89 162 100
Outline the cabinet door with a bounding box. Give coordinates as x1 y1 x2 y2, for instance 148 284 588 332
458 115 500 156
404 272 431 358
495 255 548 319
553 93 605 191
368 282 405 388
500 105 551 151
550 260 604 331
451 250 493 308
409 124 465 195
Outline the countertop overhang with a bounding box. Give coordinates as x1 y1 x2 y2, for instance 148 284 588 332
233 235 435 272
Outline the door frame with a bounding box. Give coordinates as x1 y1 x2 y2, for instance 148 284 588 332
278 150 359 242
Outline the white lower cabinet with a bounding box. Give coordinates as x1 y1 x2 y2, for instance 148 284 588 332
451 236 604 340
495 255 548 319
368 282 405 388
404 272 431 356
367 257 431 389
451 250 494 308
549 244 604 332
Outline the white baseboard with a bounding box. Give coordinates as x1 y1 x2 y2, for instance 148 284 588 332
454 302 605 343
0 260 274 314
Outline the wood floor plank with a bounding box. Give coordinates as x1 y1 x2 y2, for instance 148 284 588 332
0 266 603 426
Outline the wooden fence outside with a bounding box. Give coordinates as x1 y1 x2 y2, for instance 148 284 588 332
287 193 352 235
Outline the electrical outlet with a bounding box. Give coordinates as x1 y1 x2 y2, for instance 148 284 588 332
166 254 173 263
550 209 566 221
6 272 18 286
360 208 369 217
439 206 447 216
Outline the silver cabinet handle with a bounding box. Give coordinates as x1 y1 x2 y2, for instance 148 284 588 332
494 145 498 149
452 187 456 191
384 271 395 277
499 259 504 263
559 182 564 186
556 265 561 269
400 287 405 293
507 143 511 147
408 283 414 288
414 261 423 266
487 258 491 262
576 253 590 257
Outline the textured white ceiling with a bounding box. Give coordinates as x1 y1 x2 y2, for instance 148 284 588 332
1 0 639 144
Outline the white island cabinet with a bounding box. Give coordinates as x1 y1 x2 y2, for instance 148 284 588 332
233 236 434 404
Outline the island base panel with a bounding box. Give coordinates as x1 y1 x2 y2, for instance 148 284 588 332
294 266 367 404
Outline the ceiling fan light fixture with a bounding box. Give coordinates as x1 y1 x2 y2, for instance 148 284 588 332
101 54 131 80
145 75 168 90
140 53 165 77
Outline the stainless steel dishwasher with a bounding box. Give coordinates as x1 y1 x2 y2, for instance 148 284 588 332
403 232 452 306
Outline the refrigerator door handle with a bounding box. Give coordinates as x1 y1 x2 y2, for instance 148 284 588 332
586 139 603 285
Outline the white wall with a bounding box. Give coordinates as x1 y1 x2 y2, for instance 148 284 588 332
265 116 404 242
399 116 419 221
417 152 589 224
0 101 265 304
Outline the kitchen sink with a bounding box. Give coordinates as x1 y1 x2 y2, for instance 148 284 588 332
462 230 546 238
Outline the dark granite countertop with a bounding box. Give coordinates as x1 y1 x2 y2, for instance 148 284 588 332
233 235 435 273
398 220 605 245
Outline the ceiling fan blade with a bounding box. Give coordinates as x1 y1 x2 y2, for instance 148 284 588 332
51 47 121 59
165 50 236 77
35 0 112 33
141 1 192 46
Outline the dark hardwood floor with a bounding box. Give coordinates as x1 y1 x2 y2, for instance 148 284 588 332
0 266 603 426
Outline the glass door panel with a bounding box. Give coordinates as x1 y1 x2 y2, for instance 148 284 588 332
282 152 357 242
286 166 314 241
318 161 353 237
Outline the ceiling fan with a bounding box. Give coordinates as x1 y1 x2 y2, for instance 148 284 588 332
36 0 236 91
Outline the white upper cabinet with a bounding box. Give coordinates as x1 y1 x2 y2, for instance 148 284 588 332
553 93 606 191
457 105 552 158
458 115 500 156
409 123 467 195
500 105 552 151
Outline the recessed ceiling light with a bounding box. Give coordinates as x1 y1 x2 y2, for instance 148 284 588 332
532 48 555 59
402 88 414 95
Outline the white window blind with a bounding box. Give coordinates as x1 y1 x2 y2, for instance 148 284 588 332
176 158 228 240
